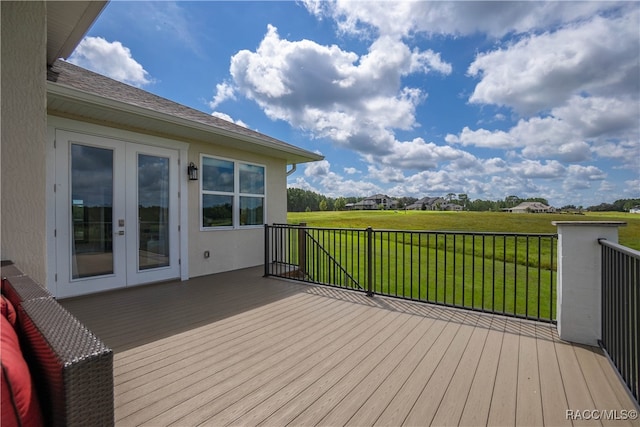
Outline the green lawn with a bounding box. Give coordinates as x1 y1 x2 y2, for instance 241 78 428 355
288 210 640 250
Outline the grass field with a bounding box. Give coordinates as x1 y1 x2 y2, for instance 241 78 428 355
288 210 640 250
274 210 638 321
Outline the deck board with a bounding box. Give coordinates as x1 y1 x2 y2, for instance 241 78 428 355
403 314 477 426
430 321 489 426
486 322 519 426
59 267 640 427
457 316 505 426
536 323 572 427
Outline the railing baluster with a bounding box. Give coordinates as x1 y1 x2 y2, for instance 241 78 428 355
367 226 373 297
435 232 439 304
525 235 529 318
514 236 518 316
537 236 541 320
443 233 448 305
394 231 399 297
462 235 466 307
491 235 495 314
471 234 475 309
426 233 430 302
453 234 457 306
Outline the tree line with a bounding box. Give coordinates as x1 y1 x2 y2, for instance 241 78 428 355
287 188 639 213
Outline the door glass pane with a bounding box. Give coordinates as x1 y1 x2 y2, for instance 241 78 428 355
71 144 114 279
138 154 170 270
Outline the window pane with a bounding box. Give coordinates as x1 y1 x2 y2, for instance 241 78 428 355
138 154 170 270
240 196 264 226
239 164 264 194
203 194 233 227
202 157 234 192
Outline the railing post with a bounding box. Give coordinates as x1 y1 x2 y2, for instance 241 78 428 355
552 221 626 345
367 226 373 297
298 223 307 278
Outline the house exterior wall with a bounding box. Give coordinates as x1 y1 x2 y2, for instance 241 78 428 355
46 117 287 286
1 1 48 284
187 140 287 278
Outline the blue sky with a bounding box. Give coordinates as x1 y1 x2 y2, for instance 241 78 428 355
69 1 639 208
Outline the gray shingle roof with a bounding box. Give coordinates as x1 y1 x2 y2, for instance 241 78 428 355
47 60 321 162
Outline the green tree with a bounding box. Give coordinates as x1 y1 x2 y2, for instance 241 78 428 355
319 199 328 211
334 197 346 211
458 193 468 209
505 195 521 207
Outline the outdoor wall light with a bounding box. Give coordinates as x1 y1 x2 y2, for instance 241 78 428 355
188 162 199 181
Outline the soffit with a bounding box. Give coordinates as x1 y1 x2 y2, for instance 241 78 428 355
47 1 108 65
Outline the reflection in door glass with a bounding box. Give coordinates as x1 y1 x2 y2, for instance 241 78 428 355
71 144 114 279
138 154 170 270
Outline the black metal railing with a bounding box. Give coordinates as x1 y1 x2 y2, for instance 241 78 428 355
599 238 639 404
265 224 557 322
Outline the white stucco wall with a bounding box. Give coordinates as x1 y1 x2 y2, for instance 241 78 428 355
187 140 288 278
1 1 48 284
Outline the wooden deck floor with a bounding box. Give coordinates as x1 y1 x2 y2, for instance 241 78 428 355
60 267 639 426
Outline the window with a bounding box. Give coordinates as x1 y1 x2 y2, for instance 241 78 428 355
201 156 265 229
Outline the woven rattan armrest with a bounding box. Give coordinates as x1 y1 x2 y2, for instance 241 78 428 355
19 298 114 427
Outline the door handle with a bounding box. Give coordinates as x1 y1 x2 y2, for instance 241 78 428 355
117 230 125 236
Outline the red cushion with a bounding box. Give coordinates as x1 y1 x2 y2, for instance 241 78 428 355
1 295 17 326
1 316 43 427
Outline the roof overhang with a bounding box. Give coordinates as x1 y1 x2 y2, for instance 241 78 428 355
47 1 109 65
47 81 324 165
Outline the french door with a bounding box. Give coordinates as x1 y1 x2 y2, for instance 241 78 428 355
55 131 180 297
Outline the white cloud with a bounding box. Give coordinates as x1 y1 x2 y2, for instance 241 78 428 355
511 160 565 179
562 164 607 191
447 94 639 164
210 112 248 128
623 180 640 198
303 0 616 39
468 10 639 115
367 165 405 184
228 25 450 166
343 167 358 174
446 127 515 150
209 82 236 109
69 37 152 87
304 160 331 177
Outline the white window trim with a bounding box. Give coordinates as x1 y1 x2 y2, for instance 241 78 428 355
200 154 266 230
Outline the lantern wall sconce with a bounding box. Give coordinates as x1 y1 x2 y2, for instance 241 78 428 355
187 162 198 181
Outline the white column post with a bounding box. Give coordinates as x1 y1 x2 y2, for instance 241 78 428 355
552 221 626 346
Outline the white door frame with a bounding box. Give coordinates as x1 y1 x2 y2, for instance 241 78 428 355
47 118 189 298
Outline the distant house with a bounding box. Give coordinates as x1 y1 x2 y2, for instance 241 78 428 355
630 206 640 214
441 203 463 211
406 197 445 210
505 202 555 213
348 194 397 210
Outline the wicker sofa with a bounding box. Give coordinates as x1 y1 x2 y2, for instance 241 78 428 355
1 262 114 426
